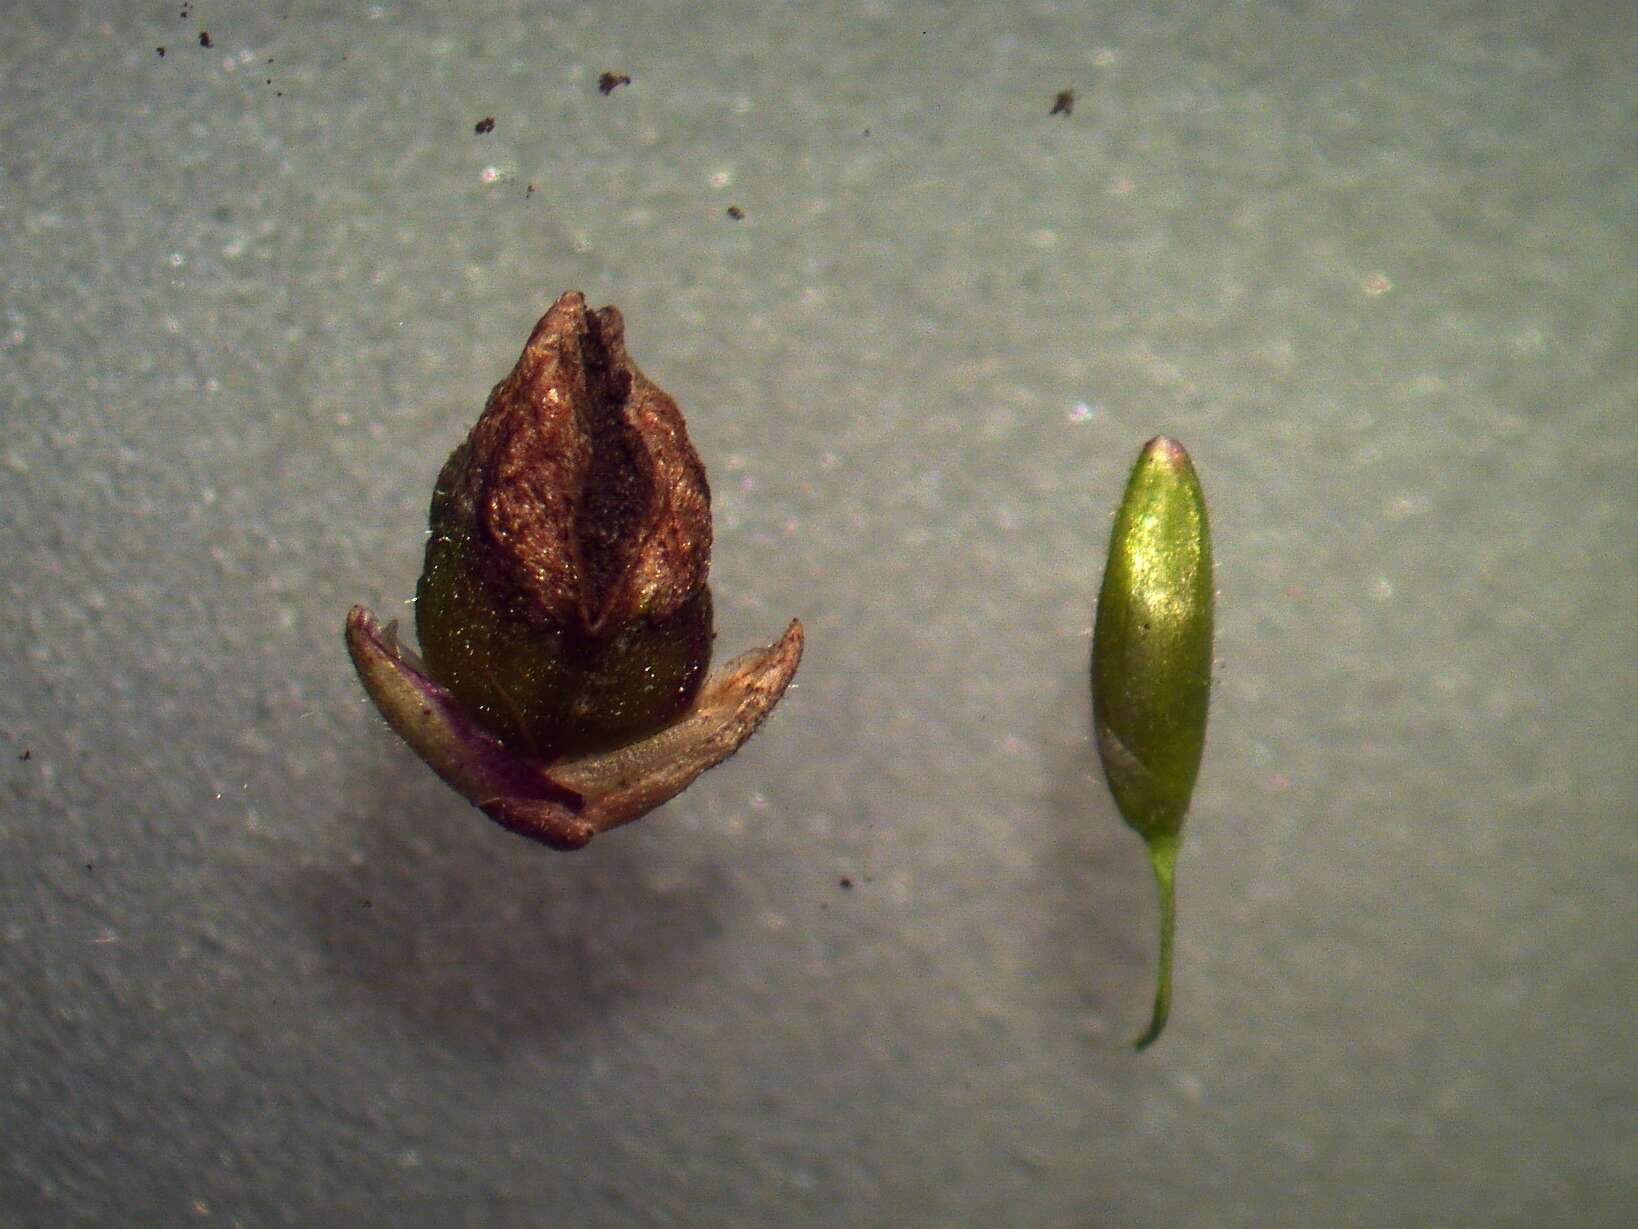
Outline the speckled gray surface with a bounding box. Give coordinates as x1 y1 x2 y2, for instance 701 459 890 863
3 3 1635 1226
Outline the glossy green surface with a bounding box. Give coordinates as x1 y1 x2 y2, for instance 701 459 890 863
1092 437 1213 1049
416 523 712 762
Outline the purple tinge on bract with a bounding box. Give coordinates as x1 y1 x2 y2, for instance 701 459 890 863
346 604 803 849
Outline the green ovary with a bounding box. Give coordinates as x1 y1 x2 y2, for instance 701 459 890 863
415 527 712 761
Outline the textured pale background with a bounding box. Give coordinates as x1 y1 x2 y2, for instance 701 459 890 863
2 2 1634 1226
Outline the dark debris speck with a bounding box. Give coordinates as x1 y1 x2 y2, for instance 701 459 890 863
598 71 631 95
1050 89 1075 117
475 116 495 134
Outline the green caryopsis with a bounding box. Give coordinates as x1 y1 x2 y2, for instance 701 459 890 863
1091 437 1214 1049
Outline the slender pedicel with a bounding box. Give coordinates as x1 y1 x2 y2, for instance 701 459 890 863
346 291 803 848
1091 436 1213 1049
